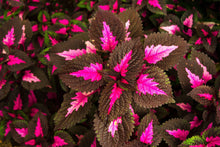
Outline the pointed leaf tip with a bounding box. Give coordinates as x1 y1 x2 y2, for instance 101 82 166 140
166 129 189 141
52 136 68 147
148 0 162 10
185 68 204 88
108 116 122 137
56 49 86 60
22 70 41 83
15 128 28 137
7 55 26 66
35 117 44 137
140 120 153 144
3 27 15 48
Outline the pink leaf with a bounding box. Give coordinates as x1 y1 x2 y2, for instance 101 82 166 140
3 27 15 48
148 0 162 10
56 49 86 60
35 117 44 137
100 21 118 52
190 116 203 130
15 128 28 137
129 105 140 126
18 25 26 45
197 93 213 101
7 55 26 66
140 120 154 144
0 79 6 89
166 129 189 140
183 14 193 28
206 37 212 46
108 83 123 114
137 73 167 95
183 28 192 37
32 24 38 32
85 41 97 54
201 29 209 36
49 35 59 46
113 50 132 77
65 92 88 117
91 137 96 147
58 19 69 25
75 15 83 21
38 36 44 47
160 25 180 35
69 63 103 82
144 44 178 64
185 68 204 88
42 25 48 31
52 136 68 147
137 0 143 5
52 18 58 24
125 20 131 41
28 6 37 11
4 120 12 136
55 28 67 35
176 103 191 112
71 24 84 32
108 117 122 137
30 108 47 117
28 90 37 107
189 145 205 147
25 139 35 145
195 37 203 45
98 5 110 11
22 70 41 83
52 65 57 74
42 14 47 23
13 94 22 110
206 136 220 147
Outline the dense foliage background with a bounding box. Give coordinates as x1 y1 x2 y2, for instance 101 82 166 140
0 0 220 146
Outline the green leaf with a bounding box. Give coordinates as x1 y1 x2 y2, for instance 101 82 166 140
180 136 205 146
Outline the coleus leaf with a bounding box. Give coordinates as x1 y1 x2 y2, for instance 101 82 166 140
0 79 10 101
189 116 203 130
27 111 48 139
8 0 25 7
7 49 33 72
89 9 125 52
144 32 188 70
93 111 134 147
79 131 99 147
216 104 220 124
133 66 174 108
146 0 167 15
21 67 50 90
10 120 28 144
118 9 143 40
202 36 217 54
187 85 215 106
202 127 220 146
107 39 144 85
54 92 92 130
179 136 205 146
98 82 132 120
162 118 190 147
13 93 23 110
137 112 162 146
59 53 104 92
52 130 75 147
181 10 197 28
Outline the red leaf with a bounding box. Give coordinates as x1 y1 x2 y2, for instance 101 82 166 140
69 63 103 82
65 92 89 117
140 120 154 144
144 44 178 64
137 73 167 95
100 21 118 52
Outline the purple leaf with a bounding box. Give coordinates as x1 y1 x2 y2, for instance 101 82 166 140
52 136 68 147
148 0 162 10
35 117 44 137
137 73 167 95
185 68 204 88
197 93 213 101
65 92 88 117
183 14 193 28
56 49 86 60
144 44 178 64
176 103 191 112
7 55 26 66
166 129 189 141
113 50 132 77
15 128 28 137
140 120 153 144
190 116 203 130
206 136 220 146
108 83 123 114
3 27 15 48
100 21 118 52
160 25 180 35
108 116 122 137
69 63 103 82
0 79 6 89
22 70 41 83
13 94 22 110
25 139 35 145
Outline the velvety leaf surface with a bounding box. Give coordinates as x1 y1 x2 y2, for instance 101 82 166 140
79 131 100 147
7 49 33 72
187 85 215 106
118 9 143 39
98 82 132 120
133 66 174 108
59 53 104 92
94 111 134 147
10 120 28 144
162 118 190 147
21 67 50 90
54 92 92 130
179 136 205 146
89 9 125 52
144 32 188 70
52 130 75 147
146 0 167 15
0 80 10 101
